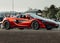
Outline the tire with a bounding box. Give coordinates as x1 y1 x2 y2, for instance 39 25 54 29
31 21 39 30
3 21 10 30
46 25 52 30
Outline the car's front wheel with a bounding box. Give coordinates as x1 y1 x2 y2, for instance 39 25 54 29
3 21 10 30
31 21 39 30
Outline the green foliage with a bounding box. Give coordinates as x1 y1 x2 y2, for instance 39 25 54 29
43 4 59 19
56 10 60 18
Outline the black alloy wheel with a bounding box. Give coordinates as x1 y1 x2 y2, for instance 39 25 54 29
3 21 10 30
31 21 39 30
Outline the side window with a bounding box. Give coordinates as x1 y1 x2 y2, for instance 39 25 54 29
17 16 20 18
17 15 23 18
21 15 26 18
17 15 26 18
20 15 22 18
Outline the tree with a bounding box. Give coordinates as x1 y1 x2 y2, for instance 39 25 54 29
47 5 59 19
56 10 60 20
41 7 49 17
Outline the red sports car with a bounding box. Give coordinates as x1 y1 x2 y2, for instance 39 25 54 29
1 13 59 30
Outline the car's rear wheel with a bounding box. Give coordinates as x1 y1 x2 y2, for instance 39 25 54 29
31 21 39 30
3 21 10 30
46 25 52 30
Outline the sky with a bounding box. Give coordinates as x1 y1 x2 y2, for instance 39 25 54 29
0 0 60 12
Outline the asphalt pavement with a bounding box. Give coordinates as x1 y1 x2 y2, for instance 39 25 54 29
0 29 60 43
